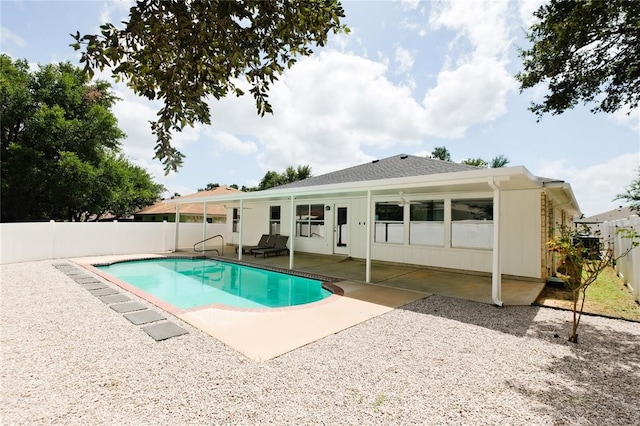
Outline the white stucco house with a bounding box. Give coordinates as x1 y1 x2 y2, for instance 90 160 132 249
169 154 581 306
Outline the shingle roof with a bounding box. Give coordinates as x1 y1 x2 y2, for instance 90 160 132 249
270 154 479 190
136 186 241 216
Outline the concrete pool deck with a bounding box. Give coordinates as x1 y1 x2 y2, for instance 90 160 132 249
71 251 544 360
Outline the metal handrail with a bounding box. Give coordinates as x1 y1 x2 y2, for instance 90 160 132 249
193 234 225 255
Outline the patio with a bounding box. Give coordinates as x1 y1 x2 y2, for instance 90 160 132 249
205 246 545 306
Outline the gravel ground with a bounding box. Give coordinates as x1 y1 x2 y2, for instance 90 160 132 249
1 260 639 425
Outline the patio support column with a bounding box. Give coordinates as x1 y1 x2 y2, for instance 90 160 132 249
174 204 180 252
202 202 207 251
238 199 244 260
289 195 295 270
489 177 503 306
366 189 372 283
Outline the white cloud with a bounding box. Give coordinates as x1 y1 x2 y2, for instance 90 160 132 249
1 26 27 48
534 152 639 216
611 106 640 133
209 51 427 175
422 57 516 137
401 0 420 11
419 0 516 137
205 130 258 156
518 0 546 29
395 46 414 73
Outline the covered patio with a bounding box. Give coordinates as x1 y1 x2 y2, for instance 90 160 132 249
186 247 545 306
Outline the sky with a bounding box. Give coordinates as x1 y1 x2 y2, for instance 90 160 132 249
2 0 638 217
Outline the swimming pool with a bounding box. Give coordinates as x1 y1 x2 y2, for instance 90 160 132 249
96 258 334 310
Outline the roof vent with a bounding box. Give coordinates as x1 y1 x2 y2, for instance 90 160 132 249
372 159 379 163
400 154 408 159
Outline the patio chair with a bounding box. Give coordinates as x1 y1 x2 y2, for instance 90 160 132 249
253 235 289 258
236 234 276 254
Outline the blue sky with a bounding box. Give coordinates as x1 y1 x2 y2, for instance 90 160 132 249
2 0 638 216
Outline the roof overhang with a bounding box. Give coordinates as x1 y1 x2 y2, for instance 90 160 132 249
165 166 547 206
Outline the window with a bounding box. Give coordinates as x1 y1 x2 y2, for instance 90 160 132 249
232 208 240 233
451 198 493 249
375 203 404 243
295 204 325 238
409 200 444 246
270 206 281 235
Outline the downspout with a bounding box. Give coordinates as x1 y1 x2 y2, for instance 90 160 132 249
488 177 503 307
289 195 295 270
366 189 372 283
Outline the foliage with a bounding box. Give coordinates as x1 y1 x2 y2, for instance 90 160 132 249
461 158 488 168
615 168 640 212
489 154 510 168
0 55 164 222
547 223 639 343
430 146 451 161
517 0 640 118
258 165 313 190
72 0 348 173
198 183 220 192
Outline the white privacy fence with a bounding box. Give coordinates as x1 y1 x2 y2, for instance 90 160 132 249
602 216 640 303
0 221 230 265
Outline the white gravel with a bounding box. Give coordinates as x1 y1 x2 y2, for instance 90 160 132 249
1 260 639 425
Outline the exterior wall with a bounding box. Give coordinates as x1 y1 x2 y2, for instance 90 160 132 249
370 190 542 278
234 189 545 279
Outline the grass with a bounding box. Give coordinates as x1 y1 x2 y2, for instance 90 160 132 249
535 266 640 321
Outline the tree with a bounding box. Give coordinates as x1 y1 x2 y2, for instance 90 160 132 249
489 154 510 168
547 224 638 343
615 168 640 212
198 183 220 192
72 0 348 173
517 0 640 119
0 55 164 222
461 158 488 168
430 146 451 161
257 165 313 190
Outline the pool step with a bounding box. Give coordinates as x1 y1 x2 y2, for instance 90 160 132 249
53 262 189 341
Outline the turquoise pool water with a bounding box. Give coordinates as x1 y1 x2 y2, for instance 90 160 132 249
97 258 332 309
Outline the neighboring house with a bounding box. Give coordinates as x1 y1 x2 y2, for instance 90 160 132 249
169 154 580 305
574 205 635 237
134 186 241 223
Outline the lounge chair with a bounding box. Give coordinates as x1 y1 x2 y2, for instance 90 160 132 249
253 235 289 258
236 234 276 254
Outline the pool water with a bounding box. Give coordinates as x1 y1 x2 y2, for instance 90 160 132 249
97 258 332 310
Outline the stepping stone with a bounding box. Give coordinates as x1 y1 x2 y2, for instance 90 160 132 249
81 282 109 290
99 294 130 304
110 301 147 313
88 287 119 297
74 276 101 283
142 322 188 341
124 310 165 325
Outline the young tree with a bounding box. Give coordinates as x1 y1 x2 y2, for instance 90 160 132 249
517 0 640 118
72 0 348 173
615 168 640 213
547 224 638 343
